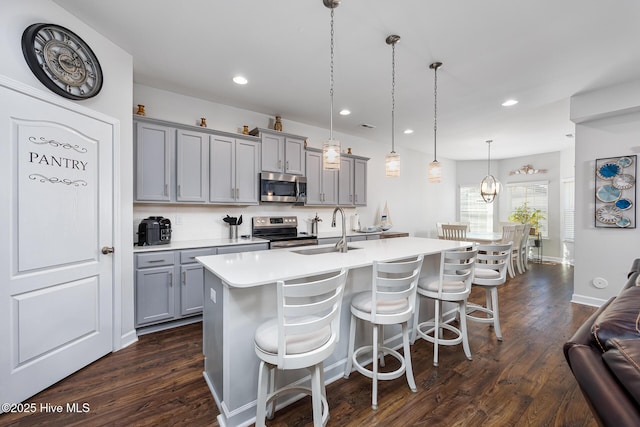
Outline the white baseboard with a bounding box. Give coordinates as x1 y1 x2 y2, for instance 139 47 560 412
571 294 607 307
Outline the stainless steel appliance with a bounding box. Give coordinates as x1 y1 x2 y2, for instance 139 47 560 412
259 172 306 204
137 216 172 246
252 216 317 249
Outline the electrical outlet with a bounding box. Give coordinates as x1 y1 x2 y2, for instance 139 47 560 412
210 288 216 303
176 215 183 225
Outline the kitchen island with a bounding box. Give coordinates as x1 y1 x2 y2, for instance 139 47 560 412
197 237 471 426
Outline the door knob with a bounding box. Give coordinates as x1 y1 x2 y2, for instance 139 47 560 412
101 246 115 255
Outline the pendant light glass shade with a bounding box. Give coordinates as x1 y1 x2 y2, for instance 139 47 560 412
429 62 443 183
385 34 401 177
428 160 442 183
480 139 500 203
322 139 341 170
323 0 341 171
385 152 400 176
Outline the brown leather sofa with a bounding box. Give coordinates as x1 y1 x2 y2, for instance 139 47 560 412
564 259 640 426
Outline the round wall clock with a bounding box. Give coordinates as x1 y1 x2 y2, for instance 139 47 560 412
21 23 103 100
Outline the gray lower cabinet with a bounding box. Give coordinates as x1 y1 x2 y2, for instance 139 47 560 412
316 235 379 245
135 251 177 326
135 243 268 329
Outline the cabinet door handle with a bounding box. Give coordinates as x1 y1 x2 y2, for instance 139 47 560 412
148 259 165 263
178 184 182 197
164 184 168 196
182 271 186 286
355 194 358 203
236 188 239 198
278 160 282 169
169 272 173 287
231 187 234 198
286 160 289 170
350 194 353 202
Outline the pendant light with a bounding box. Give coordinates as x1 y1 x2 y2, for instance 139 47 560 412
480 139 500 203
385 34 401 177
428 62 443 183
322 0 341 171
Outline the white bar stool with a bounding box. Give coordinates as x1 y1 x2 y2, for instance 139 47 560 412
412 248 477 367
343 255 424 410
466 242 511 340
254 269 348 427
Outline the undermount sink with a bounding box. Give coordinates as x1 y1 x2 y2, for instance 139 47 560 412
292 246 361 255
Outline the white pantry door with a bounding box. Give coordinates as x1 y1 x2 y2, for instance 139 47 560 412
0 79 114 406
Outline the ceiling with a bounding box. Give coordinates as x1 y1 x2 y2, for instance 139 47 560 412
53 0 640 160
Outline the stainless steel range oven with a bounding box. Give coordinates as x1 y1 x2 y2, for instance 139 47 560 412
252 216 318 249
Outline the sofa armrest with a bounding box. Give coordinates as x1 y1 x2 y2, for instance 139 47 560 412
628 259 640 279
565 344 640 426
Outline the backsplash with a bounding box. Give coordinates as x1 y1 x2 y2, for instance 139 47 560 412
133 203 367 243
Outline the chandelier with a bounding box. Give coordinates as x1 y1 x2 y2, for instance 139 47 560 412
480 139 500 203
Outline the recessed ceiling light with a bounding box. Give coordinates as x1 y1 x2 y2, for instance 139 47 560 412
403 129 414 134
339 109 351 116
233 76 248 85
501 99 518 107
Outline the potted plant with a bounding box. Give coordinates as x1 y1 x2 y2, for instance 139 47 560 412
508 202 545 236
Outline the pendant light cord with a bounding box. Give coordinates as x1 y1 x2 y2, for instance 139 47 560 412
329 7 335 140
391 41 396 153
487 140 492 175
433 65 438 161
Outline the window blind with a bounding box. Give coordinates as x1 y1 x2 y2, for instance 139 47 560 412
459 185 494 233
506 181 549 238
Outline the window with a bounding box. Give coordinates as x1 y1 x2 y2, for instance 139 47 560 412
459 185 494 232
506 181 549 238
562 179 575 241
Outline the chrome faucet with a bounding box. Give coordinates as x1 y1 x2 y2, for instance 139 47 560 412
331 206 348 253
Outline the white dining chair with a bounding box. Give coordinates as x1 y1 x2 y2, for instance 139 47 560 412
344 255 424 410
520 224 531 271
466 242 512 340
441 224 468 241
500 225 518 278
254 269 348 427
412 248 477 367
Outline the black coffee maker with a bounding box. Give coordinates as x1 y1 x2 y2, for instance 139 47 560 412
137 216 172 246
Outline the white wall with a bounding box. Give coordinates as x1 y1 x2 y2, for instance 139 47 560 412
133 84 457 240
1 0 135 348
571 79 640 306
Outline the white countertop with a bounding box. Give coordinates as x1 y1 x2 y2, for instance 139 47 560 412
133 237 269 253
197 236 471 288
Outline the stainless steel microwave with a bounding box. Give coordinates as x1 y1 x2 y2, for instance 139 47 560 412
260 172 306 203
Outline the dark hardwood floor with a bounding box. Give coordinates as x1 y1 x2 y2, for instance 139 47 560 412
1 261 598 427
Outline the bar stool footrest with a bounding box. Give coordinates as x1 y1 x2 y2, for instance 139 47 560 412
466 303 495 324
416 321 463 346
352 345 407 381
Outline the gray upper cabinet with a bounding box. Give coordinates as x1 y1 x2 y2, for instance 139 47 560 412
210 135 260 205
305 149 337 205
251 128 305 175
338 156 368 206
354 158 367 206
135 121 174 201
338 157 354 206
176 129 209 203
134 117 261 206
